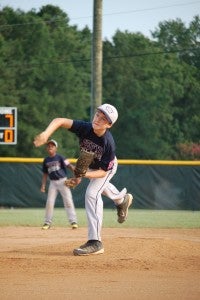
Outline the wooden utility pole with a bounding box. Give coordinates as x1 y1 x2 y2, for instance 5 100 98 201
90 0 103 120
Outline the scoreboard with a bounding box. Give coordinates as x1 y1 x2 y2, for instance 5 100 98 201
0 107 17 144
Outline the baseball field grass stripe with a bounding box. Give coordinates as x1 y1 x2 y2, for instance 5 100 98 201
0 208 199 228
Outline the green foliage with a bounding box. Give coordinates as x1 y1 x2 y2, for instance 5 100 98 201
152 16 200 154
0 6 199 159
0 5 91 157
103 32 186 158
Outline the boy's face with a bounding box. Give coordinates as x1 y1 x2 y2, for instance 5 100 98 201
46 143 57 156
92 110 112 131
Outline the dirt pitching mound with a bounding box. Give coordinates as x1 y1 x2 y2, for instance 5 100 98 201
0 227 200 300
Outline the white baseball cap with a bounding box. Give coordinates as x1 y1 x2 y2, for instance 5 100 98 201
47 139 58 147
97 103 118 124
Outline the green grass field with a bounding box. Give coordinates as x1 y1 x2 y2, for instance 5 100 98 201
0 208 199 228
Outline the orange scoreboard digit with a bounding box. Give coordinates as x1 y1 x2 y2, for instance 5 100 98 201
0 107 17 145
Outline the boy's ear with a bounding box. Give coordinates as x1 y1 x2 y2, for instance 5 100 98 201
106 123 112 129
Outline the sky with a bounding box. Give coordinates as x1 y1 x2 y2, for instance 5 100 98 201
0 0 199 40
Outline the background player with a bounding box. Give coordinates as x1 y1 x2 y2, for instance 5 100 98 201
34 104 133 255
41 139 78 230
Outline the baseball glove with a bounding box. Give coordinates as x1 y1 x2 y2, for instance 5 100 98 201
64 150 94 189
74 149 95 178
64 177 81 189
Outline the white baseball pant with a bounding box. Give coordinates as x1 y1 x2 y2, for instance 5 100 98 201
85 158 127 241
44 178 77 225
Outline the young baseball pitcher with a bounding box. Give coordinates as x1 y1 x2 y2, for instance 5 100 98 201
34 104 133 255
41 139 78 230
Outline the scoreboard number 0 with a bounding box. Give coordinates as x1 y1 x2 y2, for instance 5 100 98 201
0 107 17 145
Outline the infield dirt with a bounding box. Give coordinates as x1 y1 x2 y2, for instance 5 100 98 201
0 227 200 300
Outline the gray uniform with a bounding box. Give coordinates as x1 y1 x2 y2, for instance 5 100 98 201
42 154 77 225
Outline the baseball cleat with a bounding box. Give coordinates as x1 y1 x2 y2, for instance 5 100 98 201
116 193 133 223
71 222 78 229
42 223 51 230
73 240 104 256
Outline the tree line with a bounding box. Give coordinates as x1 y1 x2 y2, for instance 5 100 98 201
0 5 199 159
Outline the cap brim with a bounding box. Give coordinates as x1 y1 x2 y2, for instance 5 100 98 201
97 108 112 124
47 141 57 147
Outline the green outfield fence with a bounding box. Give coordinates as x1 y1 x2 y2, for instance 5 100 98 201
0 158 200 210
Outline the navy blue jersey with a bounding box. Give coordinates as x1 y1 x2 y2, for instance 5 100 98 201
42 154 67 180
69 120 116 171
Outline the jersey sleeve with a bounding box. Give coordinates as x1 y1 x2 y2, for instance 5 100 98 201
59 155 67 170
69 120 92 138
42 159 48 174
